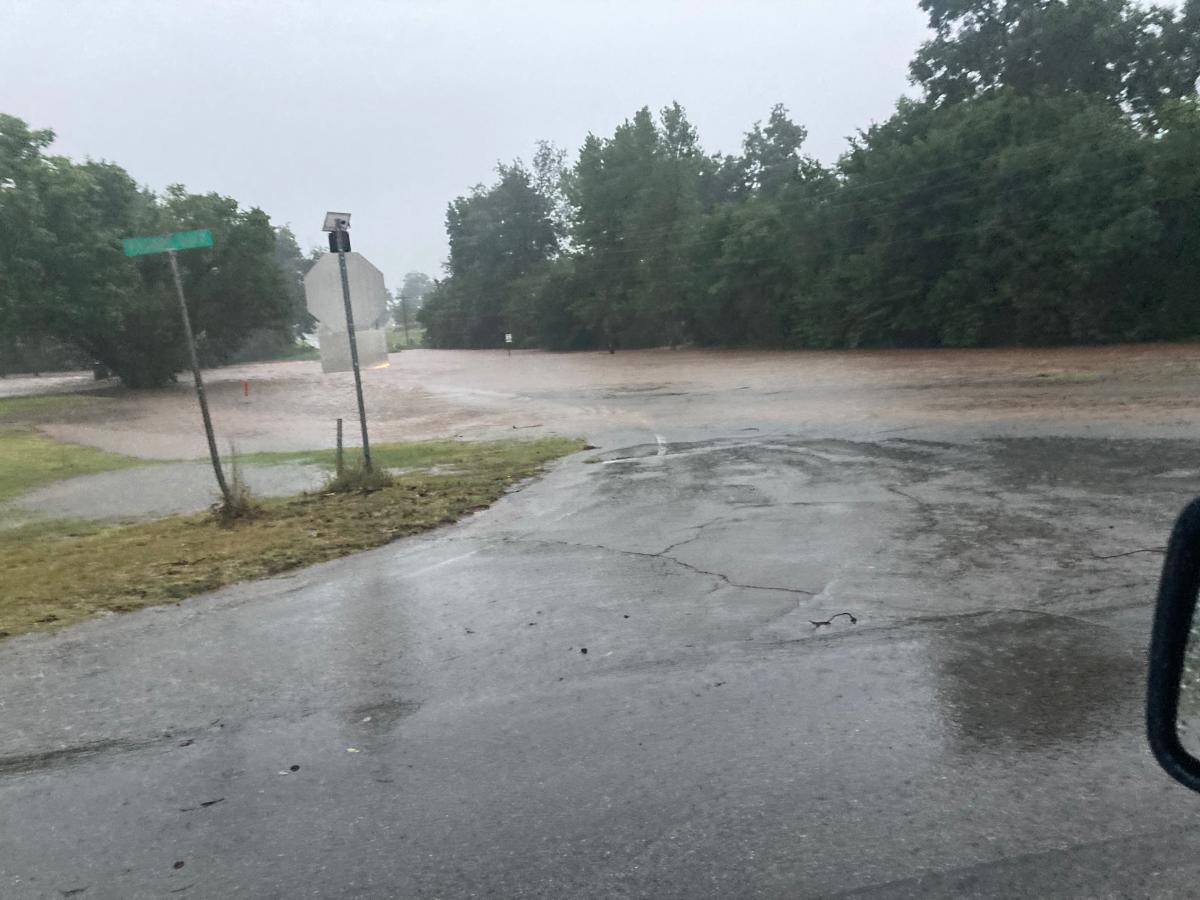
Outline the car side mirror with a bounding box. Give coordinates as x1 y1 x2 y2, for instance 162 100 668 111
1147 497 1200 792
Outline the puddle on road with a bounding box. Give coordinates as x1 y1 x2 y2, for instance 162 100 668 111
927 613 1141 755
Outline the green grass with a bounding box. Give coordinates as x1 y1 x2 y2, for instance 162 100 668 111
386 325 425 351
243 438 552 471
0 393 104 421
0 436 584 638
0 430 148 503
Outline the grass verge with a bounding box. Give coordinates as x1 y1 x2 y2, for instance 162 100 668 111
0 393 105 422
0 429 148 503
0 437 583 638
242 439 570 472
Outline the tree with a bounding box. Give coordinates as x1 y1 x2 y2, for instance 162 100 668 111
420 0 1200 354
274 225 314 338
392 271 434 343
810 91 1160 347
910 0 1199 123
0 113 295 386
420 161 558 348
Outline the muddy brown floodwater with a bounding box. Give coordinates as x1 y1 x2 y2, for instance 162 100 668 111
5 343 1200 458
9 343 1200 898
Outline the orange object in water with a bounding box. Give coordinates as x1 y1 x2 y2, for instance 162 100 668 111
243 380 249 397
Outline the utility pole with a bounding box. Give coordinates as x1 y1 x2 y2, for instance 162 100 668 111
324 212 372 472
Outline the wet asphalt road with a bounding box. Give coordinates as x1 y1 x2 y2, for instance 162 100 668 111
5 395 1200 895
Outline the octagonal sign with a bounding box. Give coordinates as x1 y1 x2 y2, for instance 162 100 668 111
303 252 389 332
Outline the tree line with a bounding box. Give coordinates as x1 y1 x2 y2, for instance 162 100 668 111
419 0 1200 352
0 115 311 385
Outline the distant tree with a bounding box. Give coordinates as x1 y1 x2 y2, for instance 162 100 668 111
274 225 315 338
733 103 813 198
805 91 1160 347
390 270 433 342
419 162 558 347
531 140 572 245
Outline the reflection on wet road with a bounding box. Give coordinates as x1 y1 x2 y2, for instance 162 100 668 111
930 613 1142 754
4 349 1200 897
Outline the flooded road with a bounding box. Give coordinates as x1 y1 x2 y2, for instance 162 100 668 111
3 346 1200 897
9 343 1200 459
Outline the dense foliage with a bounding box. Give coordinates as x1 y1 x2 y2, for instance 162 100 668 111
0 115 306 385
421 0 1200 351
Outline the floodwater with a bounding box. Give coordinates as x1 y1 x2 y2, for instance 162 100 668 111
6 344 1200 896
6 343 1200 458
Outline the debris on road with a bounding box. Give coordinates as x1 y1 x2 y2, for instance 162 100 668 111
179 798 224 812
810 612 858 629
1091 546 1166 560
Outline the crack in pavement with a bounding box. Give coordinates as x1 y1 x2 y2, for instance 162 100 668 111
655 513 756 557
885 484 939 533
498 536 817 597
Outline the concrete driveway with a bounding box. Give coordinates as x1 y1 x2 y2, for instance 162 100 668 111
3 351 1200 897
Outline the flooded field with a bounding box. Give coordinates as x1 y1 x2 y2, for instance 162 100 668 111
5 343 1200 458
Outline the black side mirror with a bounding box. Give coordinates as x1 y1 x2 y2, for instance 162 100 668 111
1147 497 1200 792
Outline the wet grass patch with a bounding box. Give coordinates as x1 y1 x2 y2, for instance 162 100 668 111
0 437 583 638
0 430 148 503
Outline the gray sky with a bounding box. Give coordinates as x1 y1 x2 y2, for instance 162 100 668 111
2 0 929 288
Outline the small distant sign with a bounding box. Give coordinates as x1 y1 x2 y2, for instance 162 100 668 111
122 229 213 257
505 333 513 344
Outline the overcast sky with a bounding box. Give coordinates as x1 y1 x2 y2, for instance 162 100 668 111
2 0 929 288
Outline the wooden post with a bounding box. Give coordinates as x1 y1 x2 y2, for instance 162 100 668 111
336 418 344 477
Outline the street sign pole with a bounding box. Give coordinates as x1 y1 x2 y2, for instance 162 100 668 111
167 249 233 507
334 227 372 472
122 228 232 510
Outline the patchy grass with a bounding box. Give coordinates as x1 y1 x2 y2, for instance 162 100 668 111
0 437 583 638
386 325 425 351
323 462 394 493
0 393 104 422
0 430 148 503
244 439 562 472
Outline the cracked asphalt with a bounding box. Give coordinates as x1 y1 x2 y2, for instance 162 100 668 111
5 348 1200 898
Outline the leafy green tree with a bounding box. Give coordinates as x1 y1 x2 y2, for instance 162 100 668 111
420 162 558 347
391 271 434 343
911 0 1199 123
274 225 314 338
1146 99 1200 336
812 91 1160 347
0 113 294 385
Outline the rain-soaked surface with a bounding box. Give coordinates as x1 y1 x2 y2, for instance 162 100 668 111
4 345 1200 897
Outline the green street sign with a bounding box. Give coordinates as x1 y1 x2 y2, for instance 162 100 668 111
122 228 214 257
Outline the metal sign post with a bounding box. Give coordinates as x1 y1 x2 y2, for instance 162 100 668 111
122 229 233 509
323 212 372 472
